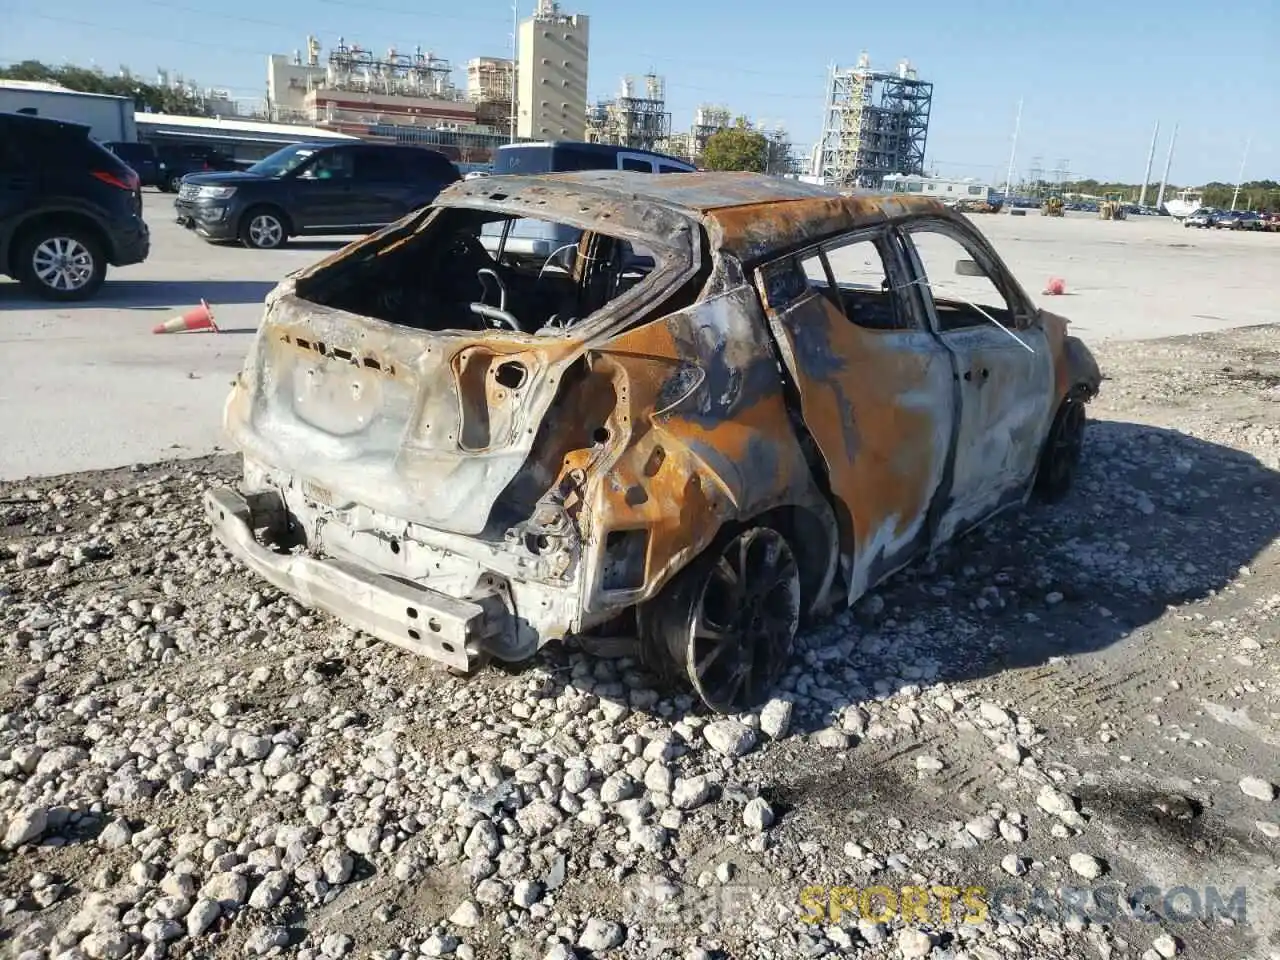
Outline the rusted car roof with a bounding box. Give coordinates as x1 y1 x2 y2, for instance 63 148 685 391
445 170 953 264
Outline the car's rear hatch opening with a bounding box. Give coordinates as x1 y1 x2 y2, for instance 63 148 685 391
225 192 706 539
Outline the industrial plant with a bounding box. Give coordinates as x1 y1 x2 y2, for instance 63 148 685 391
813 53 933 189
4 1 943 184
252 1 801 173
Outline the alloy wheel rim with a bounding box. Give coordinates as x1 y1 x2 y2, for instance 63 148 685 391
685 528 800 713
249 215 282 248
32 237 94 291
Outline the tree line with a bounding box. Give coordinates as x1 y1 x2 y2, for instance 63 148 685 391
0 60 209 116
1042 178 1280 213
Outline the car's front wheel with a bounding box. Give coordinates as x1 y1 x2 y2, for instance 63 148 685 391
239 207 288 250
641 524 801 713
16 226 107 301
1035 397 1087 502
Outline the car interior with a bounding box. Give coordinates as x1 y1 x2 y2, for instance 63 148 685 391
304 209 662 336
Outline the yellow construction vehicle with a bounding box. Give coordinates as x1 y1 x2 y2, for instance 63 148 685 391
1041 196 1064 217
1099 193 1128 220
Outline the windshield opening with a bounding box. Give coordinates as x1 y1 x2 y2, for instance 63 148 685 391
299 207 665 338
247 143 318 177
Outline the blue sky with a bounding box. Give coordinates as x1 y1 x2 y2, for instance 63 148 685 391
4 0 1276 185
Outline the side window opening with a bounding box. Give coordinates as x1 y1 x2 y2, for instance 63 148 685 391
300 150 354 181
353 149 403 182
797 251 841 312
620 157 652 172
905 225 1020 332
822 237 911 331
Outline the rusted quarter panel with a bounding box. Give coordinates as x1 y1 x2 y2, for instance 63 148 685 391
573 283 839 614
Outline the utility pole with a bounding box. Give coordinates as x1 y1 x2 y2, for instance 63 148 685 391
1138 121 1159 207
1230 137 1251 211
1003 97 1022 212
509 0 518 144
1156 122 1177 210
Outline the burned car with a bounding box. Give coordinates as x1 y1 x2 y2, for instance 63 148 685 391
204 172 1101 713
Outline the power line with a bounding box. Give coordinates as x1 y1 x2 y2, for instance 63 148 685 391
312 0 509 26
10 11 278 59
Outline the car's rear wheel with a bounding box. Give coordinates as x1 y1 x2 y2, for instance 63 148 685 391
16 226 107 301
239 207 288 250
641 525 801 713
167 173 185 193
1035 397 1087 502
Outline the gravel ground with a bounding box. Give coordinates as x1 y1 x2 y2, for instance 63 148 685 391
1 324 1277 960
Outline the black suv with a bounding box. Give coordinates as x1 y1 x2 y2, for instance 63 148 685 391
174 141 460 249
104 141 164 188
0 112 150 301
155 144 244 193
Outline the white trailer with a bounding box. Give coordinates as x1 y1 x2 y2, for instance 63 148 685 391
0 80 137 142
881 173 992 204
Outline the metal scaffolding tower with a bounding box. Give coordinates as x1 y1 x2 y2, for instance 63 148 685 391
585 73 671 151
815 53 932 189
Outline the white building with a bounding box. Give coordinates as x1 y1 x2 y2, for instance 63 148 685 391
0 80 136 141
467 57 514 103
517 1 589 141
266 39 327 123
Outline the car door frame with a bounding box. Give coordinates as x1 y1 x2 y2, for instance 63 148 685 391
894 214 1057 544
751 224 961 603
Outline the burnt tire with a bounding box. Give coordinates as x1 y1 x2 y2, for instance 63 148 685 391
15 226 107 301
640 525 801 714
1035 397 1087 503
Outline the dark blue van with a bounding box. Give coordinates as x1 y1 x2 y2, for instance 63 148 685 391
480 141 695 264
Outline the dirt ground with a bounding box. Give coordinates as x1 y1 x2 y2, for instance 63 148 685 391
1 323 1277 960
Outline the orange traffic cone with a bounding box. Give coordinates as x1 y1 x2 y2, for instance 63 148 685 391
153 300 218 334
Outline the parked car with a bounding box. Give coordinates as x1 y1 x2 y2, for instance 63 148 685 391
103 141 164 188
155 144 244 193
203 171 1102 713
0 111 149 300
1229 211 1264 231
1184 209 1215 228
480 141 695 266
174 141 460 249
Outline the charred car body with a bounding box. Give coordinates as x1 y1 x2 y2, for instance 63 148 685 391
205 172 1101 712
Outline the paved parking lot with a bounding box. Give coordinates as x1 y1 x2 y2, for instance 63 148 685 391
0 193 363 481
1 198 1275 481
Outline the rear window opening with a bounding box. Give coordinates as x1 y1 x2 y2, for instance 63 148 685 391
301 208 664 338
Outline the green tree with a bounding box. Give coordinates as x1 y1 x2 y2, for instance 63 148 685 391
0 60 209 116
700 117 769 173
1057 176 1280 212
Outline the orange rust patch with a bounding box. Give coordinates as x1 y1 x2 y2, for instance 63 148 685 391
768 294 945 557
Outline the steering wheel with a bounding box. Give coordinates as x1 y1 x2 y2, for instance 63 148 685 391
469 302 521 331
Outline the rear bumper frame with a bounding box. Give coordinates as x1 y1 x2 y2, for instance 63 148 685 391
204 485 509 670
